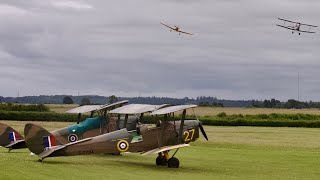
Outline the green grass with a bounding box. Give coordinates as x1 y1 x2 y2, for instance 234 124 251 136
1 121 320 179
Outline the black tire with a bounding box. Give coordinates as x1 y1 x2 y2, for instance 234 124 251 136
156 156 167 166
168 157 180 168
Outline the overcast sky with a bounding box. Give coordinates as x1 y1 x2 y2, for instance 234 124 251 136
0 0 320 101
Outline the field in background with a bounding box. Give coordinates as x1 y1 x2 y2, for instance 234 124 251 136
193 107 320 116
47 104 78 113
47 104 320 116
1 121 320 179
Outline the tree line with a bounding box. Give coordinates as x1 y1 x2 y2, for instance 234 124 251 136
3 95 320 109
251 99 320 109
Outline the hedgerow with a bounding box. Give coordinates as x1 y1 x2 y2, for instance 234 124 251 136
0 103 49 112
0 111 88 122
2 111 320 128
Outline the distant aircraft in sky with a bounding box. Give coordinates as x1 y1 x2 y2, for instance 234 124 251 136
160 22 194 35
276 18 317 35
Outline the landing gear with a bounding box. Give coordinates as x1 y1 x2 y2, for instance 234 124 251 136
168 157 180 168
155 150 181 168
8 148 12 153
156 155 167 166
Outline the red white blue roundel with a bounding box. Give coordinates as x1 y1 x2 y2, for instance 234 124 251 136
68 134 78 142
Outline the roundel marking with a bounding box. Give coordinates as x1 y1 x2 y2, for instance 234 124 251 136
68 134 78 142
117 139 129 152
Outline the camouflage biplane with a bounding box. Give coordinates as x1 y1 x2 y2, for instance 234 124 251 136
0 100 129 152
24 104 208 168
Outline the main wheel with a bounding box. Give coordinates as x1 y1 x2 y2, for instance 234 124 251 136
156 156 167 166
167 157 180 168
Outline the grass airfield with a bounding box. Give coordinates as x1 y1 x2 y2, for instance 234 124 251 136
1 121 320 179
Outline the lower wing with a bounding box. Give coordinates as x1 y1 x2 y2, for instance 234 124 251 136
298 30 316 33
276 24 295 31
160 22 176 31
141 144 190 155
177 30 194 35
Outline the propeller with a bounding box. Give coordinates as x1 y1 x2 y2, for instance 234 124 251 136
198 121 208 141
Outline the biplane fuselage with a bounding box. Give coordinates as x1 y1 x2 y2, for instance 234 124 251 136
0 101 130 151
160 22 194 35
276 18 317 35
33 120 200 158
24 104 207 168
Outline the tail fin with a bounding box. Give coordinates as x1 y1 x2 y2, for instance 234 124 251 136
0 123 24 147
24 123 62 155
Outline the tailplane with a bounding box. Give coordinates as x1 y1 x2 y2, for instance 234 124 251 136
24 123 62 155
0 123 24 147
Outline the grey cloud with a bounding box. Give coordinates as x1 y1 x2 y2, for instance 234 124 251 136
0 0 320 101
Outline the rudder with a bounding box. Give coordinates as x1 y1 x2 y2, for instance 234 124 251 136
24 123 62 155
0 123 24 147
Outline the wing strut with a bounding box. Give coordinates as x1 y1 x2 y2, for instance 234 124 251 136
178 109 186 143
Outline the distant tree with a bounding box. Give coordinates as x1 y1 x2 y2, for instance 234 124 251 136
63 96 73 104
285 99 298 109
108 95 118 104
80 97 91 106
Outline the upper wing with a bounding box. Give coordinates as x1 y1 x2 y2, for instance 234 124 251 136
278 18 296 24
298 30 316 33
141 144 190 155
276 24 295 31
177 30 194 35
160 22 176 31
278 18 317 27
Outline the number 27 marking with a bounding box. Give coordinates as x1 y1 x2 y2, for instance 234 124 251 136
184 129 195 142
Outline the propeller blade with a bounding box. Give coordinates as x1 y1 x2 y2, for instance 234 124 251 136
199 122 208 141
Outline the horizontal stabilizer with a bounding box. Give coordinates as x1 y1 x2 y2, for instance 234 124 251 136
38 145 66 159
0 123 24 147
38 138 93 159
5 139 26 149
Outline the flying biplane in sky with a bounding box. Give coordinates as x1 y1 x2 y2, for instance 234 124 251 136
276 18 317 35
160 22 194 35
0 100 129 152
24 104 208 168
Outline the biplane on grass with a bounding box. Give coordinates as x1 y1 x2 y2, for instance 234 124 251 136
276 18 317 35
160 22 194 35
0 100 129 152
24 104 208 168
